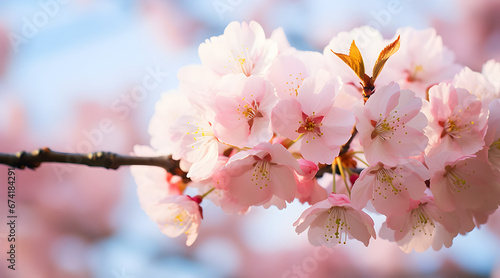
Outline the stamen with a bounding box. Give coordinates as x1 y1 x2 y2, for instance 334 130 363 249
410 207 434 236
324 207 350 244
444 165 469 192
296 113 324 138
372 167 403 200
371 113 404 140
251 158 271 190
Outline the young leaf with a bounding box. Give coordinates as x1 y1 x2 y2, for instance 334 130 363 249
331 40 365 81
372 35 401 81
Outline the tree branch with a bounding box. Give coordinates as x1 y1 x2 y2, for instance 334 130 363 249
0 147 190 182
314 125 359 179
339 126 358 156
2 125 359 182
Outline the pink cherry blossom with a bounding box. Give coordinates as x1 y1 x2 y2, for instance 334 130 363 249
190 156 250 214
271 74 355 164
428 155 500 212
198 21 278 77
148 91 191 155
486 99 500 170
131 145 184 212
351 160 429 216
294 193 376 247
216 142 301 208
267 49 326 99
149 194 202 246
452 201 499 235
355 82 428 166
169 111 221 181
295 159 328 205
213 74 276 148
452 67 496 104
424 83 488 162
380 197 459 253
382 27 462 99
269 27 292 54
482 59 500 97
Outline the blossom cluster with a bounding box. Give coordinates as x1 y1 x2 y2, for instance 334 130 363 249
131 21 500 252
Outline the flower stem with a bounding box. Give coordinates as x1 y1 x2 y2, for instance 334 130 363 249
200 187 215 199
336 157 351 198
332 162 337 194
353 155 370 167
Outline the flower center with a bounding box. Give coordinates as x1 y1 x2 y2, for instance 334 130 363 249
324 207 349 244
439 111 475 139
174 211 188 226
297 112 324 137
371 167 403 199
231 46 254 76
251 154 275 190
186 120 216 150
165 206 192 233
407 64 423 82
238 99 263 129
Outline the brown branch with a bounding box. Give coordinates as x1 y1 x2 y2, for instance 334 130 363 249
339 126 358 156
2 128 360 182
0 147 190 182
315 125 359 178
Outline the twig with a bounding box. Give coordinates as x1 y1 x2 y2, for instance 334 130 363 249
339 126 358 156
314 125 360 179
0 147 190 182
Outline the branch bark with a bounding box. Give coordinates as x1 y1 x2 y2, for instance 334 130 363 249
339 126 358 156
0 147 190 182
1 125 359 182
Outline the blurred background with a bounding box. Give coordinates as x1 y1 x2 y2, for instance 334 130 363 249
0 0 500 277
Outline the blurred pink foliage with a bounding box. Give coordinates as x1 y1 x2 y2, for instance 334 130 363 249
0 94 142 277
434 0 500 70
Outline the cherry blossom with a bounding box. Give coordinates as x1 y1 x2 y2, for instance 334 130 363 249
130 20 500 252
169 110 221 181
351 160 429 216
295 159 328 205
271 74 355 164
216 142 301 208
148 91 191 155
213 74 276 148
382 27 462 98
267 49 326 99
198 21 278 77
486 99 500 170
131 145 184 212
190 156 250 215
149 194 203 246
294 193 376 247
428 155 500 212
269 27 292 53
482 59 500 97
355 82 428 166
424 83 488 163
452 67 496 104
380 197 459 253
